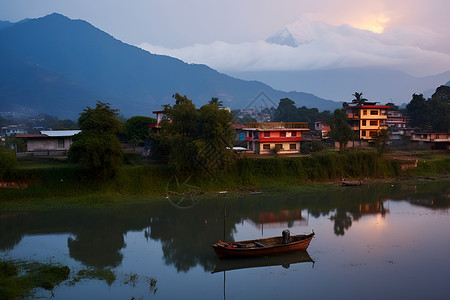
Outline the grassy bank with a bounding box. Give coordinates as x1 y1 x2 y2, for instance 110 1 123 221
1 150 448 209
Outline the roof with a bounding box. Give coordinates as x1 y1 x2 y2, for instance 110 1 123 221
344 105 391 109
15 130 81 138
40 130 81 137
245 122 309 129
15 134 46 138
233 124 246 129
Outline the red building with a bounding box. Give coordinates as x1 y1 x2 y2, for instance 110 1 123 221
242 122 309 154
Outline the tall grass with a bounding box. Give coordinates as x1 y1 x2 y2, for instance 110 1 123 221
0 150 416 205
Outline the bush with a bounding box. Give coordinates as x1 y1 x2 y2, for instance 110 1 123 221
301 141 325 154
0 146 18 180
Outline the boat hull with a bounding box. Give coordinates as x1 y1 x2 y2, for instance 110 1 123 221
211 233 314 259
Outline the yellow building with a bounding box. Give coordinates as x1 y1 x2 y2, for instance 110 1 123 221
344 104 389 140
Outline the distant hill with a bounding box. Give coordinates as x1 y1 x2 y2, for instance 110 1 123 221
0 13 340 119
0 20 13 30
229 68 450 104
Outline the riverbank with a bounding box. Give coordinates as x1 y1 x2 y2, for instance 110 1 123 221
0 150 448 210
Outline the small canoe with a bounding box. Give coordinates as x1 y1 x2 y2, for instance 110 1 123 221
212 250 314 273
211 232 315 259
341 180 362 186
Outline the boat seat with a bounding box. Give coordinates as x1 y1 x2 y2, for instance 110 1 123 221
254 241 268 247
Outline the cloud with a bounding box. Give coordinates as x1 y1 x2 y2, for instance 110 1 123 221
138 19 450 77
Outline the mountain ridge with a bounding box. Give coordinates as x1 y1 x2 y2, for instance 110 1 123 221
0 13 340 119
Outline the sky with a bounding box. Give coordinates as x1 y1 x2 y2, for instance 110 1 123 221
1 0 450 77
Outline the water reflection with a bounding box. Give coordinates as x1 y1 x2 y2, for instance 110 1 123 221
212 251 314 273
0 181 449 273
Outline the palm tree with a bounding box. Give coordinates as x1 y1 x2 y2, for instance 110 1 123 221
351 92 367 106
208 97 223 107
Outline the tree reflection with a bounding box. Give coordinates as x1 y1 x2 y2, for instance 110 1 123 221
330 209 352 236
1 180 449 273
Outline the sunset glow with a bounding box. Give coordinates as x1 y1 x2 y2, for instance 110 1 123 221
354 15 390 33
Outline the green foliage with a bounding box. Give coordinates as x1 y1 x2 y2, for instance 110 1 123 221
273 98 299 121
301 141 326 154
70 268 116 286
328 109 357 151
78 102 123 134
69 101 124 179
406 94 431 129
272 98 331 126
374 129 390 154
406 86 450 132
233 151 400 184
0 146 18 180
157 93 234 175
124 116 156 143
0 260 70 299
351 92 368 105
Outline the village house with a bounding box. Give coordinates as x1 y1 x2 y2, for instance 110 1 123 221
344 103 389 140
15 130 81 155
410 132 450 150
242 122 309 154
314 120 331 139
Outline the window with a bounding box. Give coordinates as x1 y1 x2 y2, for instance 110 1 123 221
363 110 367 115
275 144 283 150
289 144 296 150
361 130 366 136
265 131 271 137
370 110 379 115
58 138 65 148
369 131 377 137
263 144 270 150
280 131 286 137
362 120 366 126
291 131 297 137
370 120 378 126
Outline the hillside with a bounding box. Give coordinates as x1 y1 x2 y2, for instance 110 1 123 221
0 13 340 119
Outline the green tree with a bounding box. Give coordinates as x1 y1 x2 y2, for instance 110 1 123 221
124 116 156 144
385 102 399 110
208 97 223 107
374 129 389 154
157 94 234 175
429 86 450 132
0 146 18 180
328 109 356 151
273 98 299 121
69 101 124 179
406 94 431 129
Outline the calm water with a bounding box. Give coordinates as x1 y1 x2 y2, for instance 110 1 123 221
1 180 449 299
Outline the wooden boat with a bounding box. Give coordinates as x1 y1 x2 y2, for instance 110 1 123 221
211 232 315 259
212 250 314 273
341 180 363 186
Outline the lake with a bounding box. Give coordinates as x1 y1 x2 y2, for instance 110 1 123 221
1 180 449 299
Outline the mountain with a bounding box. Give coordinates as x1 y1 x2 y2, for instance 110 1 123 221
0 20 13 30
0 13 340 119
229 68 450 103
259 19 450 103
266 19 374 47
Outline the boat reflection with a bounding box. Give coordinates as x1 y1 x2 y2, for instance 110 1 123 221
212 251 314 274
